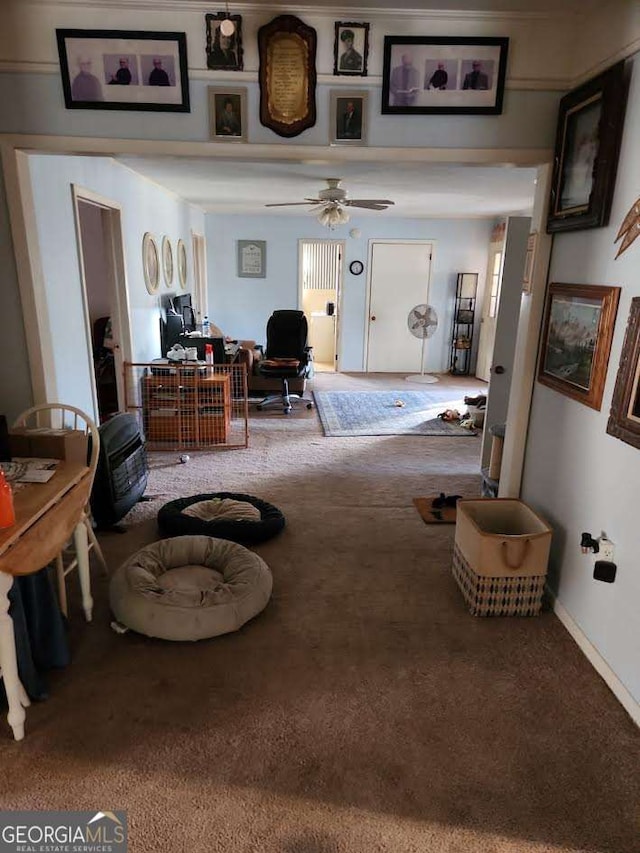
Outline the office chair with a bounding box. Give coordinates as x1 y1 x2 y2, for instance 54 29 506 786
256 310 314 414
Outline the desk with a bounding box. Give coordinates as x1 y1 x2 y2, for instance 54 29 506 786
0 461 90 740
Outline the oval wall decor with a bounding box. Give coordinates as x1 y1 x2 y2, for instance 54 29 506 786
177 238 188 289
142 232 160 294
162 236 174 287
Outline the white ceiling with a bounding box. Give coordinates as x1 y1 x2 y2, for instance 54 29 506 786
116 156 538 219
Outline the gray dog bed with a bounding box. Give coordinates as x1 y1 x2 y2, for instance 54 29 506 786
157 492 285 545
109 535 272 641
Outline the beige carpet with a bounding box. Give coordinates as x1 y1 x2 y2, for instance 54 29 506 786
1 373 639 853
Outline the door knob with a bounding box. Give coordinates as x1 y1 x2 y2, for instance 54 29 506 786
492 364 505 374
371 315 376 321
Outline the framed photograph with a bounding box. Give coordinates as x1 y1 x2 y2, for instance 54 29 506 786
177 238 188 289
547 61 627 233
205 13 243 71
537 282 620 411
56 29 189 111
237 241 266 278
330 91 367 145
381 36 508 115
333 22 369 77
162 236 173 287
607 298 640 450
142 233 160 294
522 232 538 294
208 86 247 142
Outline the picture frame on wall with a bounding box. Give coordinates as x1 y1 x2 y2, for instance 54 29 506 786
142 233 160 294
607 297 640 450
205 13 243 71
537 282 620 411
546 61 627 233
333 22 369 76
330 90 367 145
56 29 190 111
208 86 247 142
237 241 266 278
381 36 508 115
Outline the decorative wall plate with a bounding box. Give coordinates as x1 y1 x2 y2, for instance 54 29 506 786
162 236 174 287
142 232 159 294
177 238 188 289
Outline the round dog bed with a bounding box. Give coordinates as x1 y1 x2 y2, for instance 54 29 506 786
157 492 285 545
109 535 272 641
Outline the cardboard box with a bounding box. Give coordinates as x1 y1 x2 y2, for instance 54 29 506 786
9 427 89 464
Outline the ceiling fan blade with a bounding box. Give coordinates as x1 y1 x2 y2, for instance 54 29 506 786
264 201 318 207
346 202 391 211
345 199 395 206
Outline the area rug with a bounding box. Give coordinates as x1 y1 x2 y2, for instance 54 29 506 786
413 495 459 524
313 390 478 437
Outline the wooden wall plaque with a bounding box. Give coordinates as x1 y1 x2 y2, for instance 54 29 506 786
258 15 316 138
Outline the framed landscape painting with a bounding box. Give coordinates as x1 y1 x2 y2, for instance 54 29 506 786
537 282 620 410
607 297 640 449
56 29 190 111
381 36 508 115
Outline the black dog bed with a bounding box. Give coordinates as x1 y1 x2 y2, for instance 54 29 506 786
157 492 285 545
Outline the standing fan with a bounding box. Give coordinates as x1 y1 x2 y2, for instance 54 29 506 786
405 303 439 384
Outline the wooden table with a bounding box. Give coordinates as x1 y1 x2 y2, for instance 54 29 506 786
0 461 91 741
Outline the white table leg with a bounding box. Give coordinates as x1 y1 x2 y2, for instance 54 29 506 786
73 521 93 622
0 571 28 741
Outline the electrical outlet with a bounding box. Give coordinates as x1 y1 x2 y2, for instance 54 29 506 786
598 537 615 562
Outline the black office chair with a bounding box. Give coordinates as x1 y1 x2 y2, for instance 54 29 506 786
257 310 314 414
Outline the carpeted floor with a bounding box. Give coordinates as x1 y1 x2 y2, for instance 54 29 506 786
313 389 480 436
1 372 639 853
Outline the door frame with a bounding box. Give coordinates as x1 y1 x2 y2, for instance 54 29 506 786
364 239 434 372
71 185 133 423
297 238 345 372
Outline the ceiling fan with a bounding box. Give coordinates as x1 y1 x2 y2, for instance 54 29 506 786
265 178 395 228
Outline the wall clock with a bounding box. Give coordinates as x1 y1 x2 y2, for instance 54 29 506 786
349 260 364 275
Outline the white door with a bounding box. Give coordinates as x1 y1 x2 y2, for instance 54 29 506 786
475 244 504 382
298 240 343 372
366 241 432 372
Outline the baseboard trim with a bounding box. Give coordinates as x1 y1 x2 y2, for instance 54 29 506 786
552 596 640 728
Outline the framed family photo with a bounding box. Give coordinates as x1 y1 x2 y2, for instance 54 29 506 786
56 29 189 111
333 22 369 76
537 282 620 410
381 36 508 115
205 13 243 71
607 298 640 450
330 91 367 145
546 61 627 233
208 86 247 142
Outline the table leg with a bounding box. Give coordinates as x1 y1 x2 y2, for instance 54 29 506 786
0 571 29 741
73 521 93 622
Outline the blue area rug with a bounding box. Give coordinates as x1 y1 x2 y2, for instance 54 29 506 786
313 390 478 437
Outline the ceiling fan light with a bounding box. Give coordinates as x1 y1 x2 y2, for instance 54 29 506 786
317 203 349 230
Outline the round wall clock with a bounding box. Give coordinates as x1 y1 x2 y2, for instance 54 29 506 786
349 260 364 275
162 236 174 287
142 233 160 294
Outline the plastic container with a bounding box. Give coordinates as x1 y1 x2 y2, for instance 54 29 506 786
0 470 16 528
202 315 211 337
205 343 214 365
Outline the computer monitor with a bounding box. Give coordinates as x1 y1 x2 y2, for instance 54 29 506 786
178 335 226 362
160 312 184 356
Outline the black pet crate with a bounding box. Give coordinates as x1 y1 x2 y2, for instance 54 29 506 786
91 412 149 528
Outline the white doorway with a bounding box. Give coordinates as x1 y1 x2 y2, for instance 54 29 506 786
191 232 208 324
298 239 344 373
72 187 131 424
366 240 433 372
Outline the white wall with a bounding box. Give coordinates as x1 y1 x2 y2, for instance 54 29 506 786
521 55 640 708
26 153 205 415
205 213 493 373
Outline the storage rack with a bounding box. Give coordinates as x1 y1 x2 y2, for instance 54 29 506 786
449 272 478 376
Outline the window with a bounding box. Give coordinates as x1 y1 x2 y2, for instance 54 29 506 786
488 251 503 318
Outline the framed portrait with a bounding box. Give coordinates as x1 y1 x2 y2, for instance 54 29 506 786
208 86 247 142
381 36 508 115
205 13 243 71
142 233 160 294
537 282 620 411
547 61 628 233
237 241 266 278
522 232 538 294
333 22 369 77
607 298 640 450
330 91 367 145
162 236 173 287
258 15 317 138
177 239 188 289
56 29 189 111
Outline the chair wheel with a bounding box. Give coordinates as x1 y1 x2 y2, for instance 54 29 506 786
306 403 313 409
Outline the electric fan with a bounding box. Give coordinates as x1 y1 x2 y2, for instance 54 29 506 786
405 303 439 384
